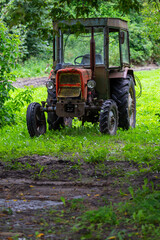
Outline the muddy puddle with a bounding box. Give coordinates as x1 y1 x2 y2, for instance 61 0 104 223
0 194 85 212
0 199 62 212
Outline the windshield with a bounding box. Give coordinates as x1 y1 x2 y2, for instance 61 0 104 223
63 27 104 65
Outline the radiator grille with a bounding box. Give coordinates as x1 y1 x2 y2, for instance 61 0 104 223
59 73 81 85
58 73 81 98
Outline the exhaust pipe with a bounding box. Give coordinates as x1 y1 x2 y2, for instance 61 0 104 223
90 27 95 80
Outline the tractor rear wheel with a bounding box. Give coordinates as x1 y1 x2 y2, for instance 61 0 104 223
111 75 136 130
99 99 118 135
26 102 46 137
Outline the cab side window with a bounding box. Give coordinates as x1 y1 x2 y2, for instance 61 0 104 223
109 30 120 68
121 31 129 64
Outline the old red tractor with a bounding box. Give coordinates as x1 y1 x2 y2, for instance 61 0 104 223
26 18 136 137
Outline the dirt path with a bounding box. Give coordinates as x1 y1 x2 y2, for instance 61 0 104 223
0 155 159 239
13 76 48 88
12 64 160 88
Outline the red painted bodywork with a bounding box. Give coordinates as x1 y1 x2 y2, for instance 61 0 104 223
48 69 54 79
56 68 92 100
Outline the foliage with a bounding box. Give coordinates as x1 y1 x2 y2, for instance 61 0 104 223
73 205 118 239
0 20 20 126
0 20 33 127
51 0 152 17
85 149 108 163
0 0 159 63
128 13 154 64
1 0 53 59
117 181 160 239
142 1 160 63
73 180 160 239
13 57 52 78
114 0 142 13
121 181 160 226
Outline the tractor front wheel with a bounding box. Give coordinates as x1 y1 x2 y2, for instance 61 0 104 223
99 99 118 135
26 102 46 137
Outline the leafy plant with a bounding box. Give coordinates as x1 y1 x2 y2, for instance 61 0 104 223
73 205 118 239
60 196 66 207
68 198 85 211
85 149 108 163
13 57 52 78
0 20 20 126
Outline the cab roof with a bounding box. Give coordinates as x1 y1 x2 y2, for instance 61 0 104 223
53 18 128 30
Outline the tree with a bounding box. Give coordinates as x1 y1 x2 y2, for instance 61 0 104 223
1 0 53 58
0 0 159 62
0 19 33 127
142 0 160 63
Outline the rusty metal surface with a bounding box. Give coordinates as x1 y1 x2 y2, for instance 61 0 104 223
54 18 128 30
109 67 133 79
58 87 81 98
90 27 95 80
56 68 92 100
107 18 128 29
109 67 135 84
109 69 127 79
94 66 109 99
59 73 81 84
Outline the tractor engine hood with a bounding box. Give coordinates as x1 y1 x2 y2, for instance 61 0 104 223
56 68 92 100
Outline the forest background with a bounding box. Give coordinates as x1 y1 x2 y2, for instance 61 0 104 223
0 0 160 65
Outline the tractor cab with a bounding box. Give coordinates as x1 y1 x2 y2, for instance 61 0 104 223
53 18 130 67
51 18 131 100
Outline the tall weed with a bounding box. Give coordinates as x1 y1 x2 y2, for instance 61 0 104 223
13 57 52 78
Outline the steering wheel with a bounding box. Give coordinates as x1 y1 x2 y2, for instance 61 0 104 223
74 55 84 65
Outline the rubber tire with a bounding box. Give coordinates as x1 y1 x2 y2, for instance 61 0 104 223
26 102 46 137
47 89 64 131
111 75 136 130
99 99 118 135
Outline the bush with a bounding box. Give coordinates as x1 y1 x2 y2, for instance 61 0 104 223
129 19 153 64
0 20 32 126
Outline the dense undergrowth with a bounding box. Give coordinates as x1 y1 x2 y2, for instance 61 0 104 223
12 57 52 78
0 69 160 239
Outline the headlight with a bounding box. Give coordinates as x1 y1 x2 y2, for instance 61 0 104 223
46 80 54 90
87 80 96 89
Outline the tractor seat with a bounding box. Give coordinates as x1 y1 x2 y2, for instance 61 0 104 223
81 54 103 65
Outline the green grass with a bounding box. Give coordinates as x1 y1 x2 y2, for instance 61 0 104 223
0 69 160 167
12 57 52 78
72 180 160 239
